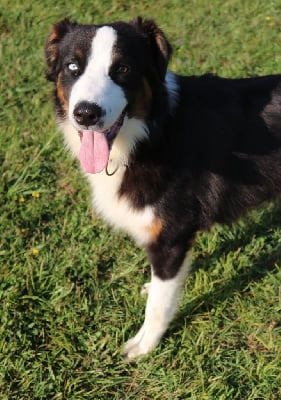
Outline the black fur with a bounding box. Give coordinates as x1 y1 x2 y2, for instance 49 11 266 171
46 19 281 282
126 74 281 278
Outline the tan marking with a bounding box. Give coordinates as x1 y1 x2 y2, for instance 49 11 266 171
56 72 69 112
132 78 152 118
48 30 58 43
75 48 84 59
155 30 169 60
145 218 163 242
46 27 61 58
46 40 58 65
46 24 65 67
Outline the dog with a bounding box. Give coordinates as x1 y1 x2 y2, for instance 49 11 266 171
45 17 281 359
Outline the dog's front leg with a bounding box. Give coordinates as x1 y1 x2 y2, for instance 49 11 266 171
123 247 192 360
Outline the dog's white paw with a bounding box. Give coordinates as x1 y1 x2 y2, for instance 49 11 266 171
123 324 160 360
140 282 151 296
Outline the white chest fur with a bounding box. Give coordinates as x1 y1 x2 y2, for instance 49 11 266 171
60 116 159 246
87 166 156 245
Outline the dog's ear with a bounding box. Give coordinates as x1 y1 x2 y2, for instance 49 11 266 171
133 17 172 81
45 19 76 81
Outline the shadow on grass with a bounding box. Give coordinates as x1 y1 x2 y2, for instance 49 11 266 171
174 202 281 326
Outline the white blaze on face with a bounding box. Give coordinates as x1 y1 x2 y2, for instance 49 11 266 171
69 26 127 130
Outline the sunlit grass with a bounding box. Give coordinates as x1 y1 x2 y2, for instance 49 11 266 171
0 0 280 399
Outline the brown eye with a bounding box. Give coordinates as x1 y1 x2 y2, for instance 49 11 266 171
117 64 130 74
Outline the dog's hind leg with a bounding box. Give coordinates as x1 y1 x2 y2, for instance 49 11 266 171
123 249 192 360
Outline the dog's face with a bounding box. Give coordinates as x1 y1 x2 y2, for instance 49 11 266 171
45 18 171 173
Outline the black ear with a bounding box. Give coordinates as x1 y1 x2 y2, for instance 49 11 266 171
45 19 76 81
132 17 172 81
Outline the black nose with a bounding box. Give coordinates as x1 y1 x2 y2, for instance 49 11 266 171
73 101 102 127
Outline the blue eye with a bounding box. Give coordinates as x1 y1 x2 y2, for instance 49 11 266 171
68 63 79 72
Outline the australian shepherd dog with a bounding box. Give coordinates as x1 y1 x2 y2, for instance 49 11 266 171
45 17 281 359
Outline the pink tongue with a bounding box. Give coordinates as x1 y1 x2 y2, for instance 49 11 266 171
79 130 109 174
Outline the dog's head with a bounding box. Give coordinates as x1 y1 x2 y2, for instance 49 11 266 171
45 17 172 173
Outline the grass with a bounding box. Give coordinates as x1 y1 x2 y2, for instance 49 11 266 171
0 0 281 398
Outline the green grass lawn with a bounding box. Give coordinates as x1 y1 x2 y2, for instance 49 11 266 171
1 0 281 398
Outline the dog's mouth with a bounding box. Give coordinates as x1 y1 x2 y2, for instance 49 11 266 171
78 109 126 174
